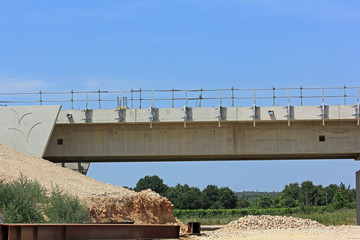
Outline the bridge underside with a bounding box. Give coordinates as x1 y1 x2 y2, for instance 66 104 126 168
43 121 360 163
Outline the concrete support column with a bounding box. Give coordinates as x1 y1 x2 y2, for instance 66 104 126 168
357 170 360 225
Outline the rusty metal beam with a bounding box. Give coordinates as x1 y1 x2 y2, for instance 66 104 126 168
0 224 180 240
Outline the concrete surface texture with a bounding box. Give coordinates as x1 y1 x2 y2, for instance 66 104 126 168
0 106 61 158
44 121 360 162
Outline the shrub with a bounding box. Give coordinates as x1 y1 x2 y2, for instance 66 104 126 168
0 176 46 223
0 176 89 223
44 188 89 223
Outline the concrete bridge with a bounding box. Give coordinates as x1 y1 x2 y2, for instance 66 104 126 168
1 86 360 224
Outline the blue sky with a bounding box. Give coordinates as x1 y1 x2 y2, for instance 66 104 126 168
1 0 360 191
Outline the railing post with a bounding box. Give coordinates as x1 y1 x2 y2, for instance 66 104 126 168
220 88 223 106
131 88 133 109
287 87 291 126
231 87 234 107
300 86 303 106
185 89 188 106
152 89 154 107
322 87 325 126
139 88 142 109
98 89 101 109
119 91 122 107
71 90 74 110
272 86 275 106
252 88 256 127
253 88 256 106
86 91 88 109
344 85 347 105
357 87 359 125
287 87 290 105
39 90 42 106
172 88 174 108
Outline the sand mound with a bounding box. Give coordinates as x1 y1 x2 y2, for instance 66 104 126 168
0 144 176 224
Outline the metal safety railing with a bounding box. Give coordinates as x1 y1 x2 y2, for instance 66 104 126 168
0 86 359 110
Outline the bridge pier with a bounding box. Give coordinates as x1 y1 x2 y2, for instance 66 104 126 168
357 170 360 225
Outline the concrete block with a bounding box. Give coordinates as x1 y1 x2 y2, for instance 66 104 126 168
236 107 254 121
340 105 357 120
226 107 237 121
159 108 184 122
192 108 218 122
293 106 322 120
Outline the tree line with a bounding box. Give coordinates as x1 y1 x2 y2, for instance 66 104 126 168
132 175 356 210
255 181 356 210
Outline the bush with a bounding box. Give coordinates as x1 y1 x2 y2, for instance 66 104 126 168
0 176 89 223
0 176 46 223
44 189 89 223
299 202 312 214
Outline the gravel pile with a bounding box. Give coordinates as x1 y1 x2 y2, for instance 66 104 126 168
0 144 176 224
223 215 324 230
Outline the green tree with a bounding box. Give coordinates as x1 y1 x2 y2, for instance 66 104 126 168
278 183 300 207
201 185 219 209
258 194 272 208
299 181 317 206
218 187 237 209
237 197 250 208
166 184 202 209
323 184 339 205
313 185 323 206
178 186 202 209
134 175 168 196
331 182 352 209
165 184 184 208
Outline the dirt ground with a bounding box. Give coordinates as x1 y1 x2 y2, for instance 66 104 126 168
185 225 360 240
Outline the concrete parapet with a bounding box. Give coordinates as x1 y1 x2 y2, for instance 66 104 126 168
55 105 359 124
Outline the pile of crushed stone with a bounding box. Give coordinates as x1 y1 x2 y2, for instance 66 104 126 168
222 215 325 230
0 144 176 224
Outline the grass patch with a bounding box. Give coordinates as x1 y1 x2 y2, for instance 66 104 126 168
177 208 357 226
290 209 356 226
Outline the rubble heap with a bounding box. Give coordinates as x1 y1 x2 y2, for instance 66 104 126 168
86 190 175 224
223 215 325 230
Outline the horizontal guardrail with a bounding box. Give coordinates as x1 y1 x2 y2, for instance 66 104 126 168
0 86 359 110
